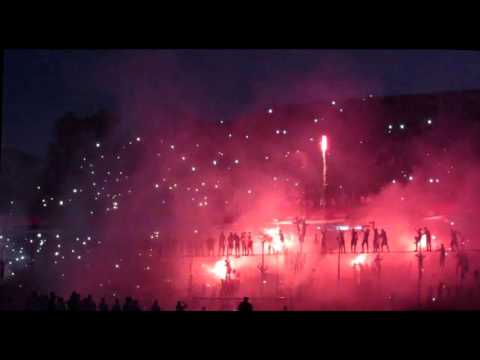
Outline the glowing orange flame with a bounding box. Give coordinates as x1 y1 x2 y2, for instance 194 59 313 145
263 227 293 252
209 259 233 279
351 254 367 266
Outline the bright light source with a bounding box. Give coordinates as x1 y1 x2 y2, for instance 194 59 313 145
321 135 328 153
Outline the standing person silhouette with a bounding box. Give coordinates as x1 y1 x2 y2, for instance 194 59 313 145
362 227 370 253
237 297 253 312
380 229 389 252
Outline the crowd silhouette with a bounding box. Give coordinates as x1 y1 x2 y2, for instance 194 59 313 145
22 291 254 312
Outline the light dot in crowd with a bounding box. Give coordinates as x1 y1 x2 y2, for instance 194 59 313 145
72 188 78 193
283 130 287 135
212 160 217 166
331 100 336 106
408 176 414 181
429 178 434 183
59 200 64 206
234 159 239 165
115 264 120 269
268 108 273 114
192 166 196 172
392 179 396 184
427 119 432 125
399 124 405 130
170 145 175 150
194 229 198 234
155 184 159 189
388 124 393 130
136 137 141 142
181 156 186 161
95 142 101 148
276 129 281 135
247 189 252 194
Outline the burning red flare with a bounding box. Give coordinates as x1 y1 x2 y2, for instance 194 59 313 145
321 135 328 153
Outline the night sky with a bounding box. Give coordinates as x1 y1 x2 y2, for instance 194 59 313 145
3 49 480 158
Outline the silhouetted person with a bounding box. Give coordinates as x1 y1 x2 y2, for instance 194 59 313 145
241 232 247 256
337 231 346 253
440 244 446 268
219 232 226 256
247 233 253 255
111 299 121 312
321 229 327 255
176 301 187 311
67 291 81 311
234 233 241 257
362 228 370 253
206 237 214 256
48 292 57 311
227 233 234 256
459 253 469 281
123 297 133 312
56 297 66 311
380 229 389 252
350 228 358 253
279 229 285 244
151 300 161 311
424 227 432 252
450 230 459 252
225 258 232 281
99 298 108 312
237 297 253 312
373 228 380 252
87 295 96 311
414 228 423 252
314 233 318 246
